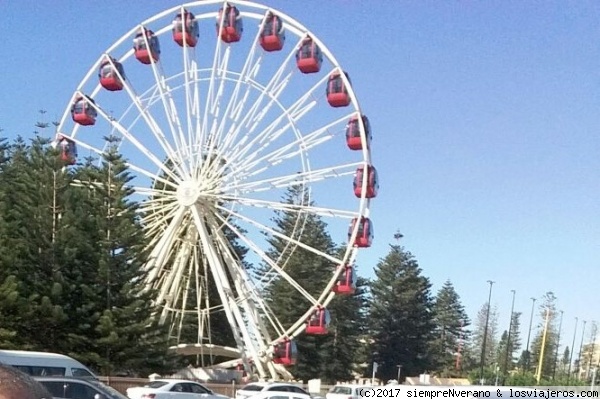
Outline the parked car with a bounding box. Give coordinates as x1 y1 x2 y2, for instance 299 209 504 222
0 350 97 378
35 376 128 399
326 384 370 399
235 382 311 399
126 379 231 399
240 391 312 399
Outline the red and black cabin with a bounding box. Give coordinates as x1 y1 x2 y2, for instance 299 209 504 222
259 12 285 52
348 217 373 248
217 5 243 43
333 265 356 295
296 37 322 74
55 134 78 166
98 57 125 91
134 28 160 65
306 307 331 335
71 96 97 126
353 165 379 199
346 114 372 151
272 339 297 366
326 71 351 107
173 9 199 47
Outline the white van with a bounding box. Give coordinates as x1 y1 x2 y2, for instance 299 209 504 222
0 350 97 379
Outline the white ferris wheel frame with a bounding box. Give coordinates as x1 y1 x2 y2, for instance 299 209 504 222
55 0 374 381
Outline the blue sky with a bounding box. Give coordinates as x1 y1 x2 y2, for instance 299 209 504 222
2 1 600 360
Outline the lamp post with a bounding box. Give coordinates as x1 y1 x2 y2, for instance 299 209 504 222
503 289 516 378
576 320 587 380
397 365 402 382
479 280 495 385
567 317 579 385
524 297 537 373
552 310 564 381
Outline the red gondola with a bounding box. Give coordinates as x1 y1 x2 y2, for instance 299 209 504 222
71 96 97 126
134 28 160 65
296 37 322 74
348 217 373 248
353 165 379 199
306 307 331 335
173 10 199 47
217 5 243 43
346 114 372 151
333 265 356 295
326 71 351 107
55 134 78 166
98 57 125 91
259 13 285 52
272 339 297 366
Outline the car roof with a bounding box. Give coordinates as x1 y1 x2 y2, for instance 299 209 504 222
35 377 93 382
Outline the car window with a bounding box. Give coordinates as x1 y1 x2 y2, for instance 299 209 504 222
40 381 69 398
171 383 192 393
241 384 264 391
71 368 94 378
190 383 211 394
66 382 99 399
269 396 290 399
13 365 66 376
87 379 129 399
145 381 169 388
331 387 352 395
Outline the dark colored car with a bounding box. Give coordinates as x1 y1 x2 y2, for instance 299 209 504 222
35 376 128 399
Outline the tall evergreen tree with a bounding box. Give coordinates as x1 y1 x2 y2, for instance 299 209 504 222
471 302 499 369
261 185 339 381
497 311 522 374
530 292 559 380
369 243 434 381
431 280 470 376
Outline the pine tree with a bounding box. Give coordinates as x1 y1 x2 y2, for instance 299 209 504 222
261 185 339 381
530 292 559 381
497 311 522 375
369 243 434 381
320 276 370 383
471 302 499 370
431 280 470 376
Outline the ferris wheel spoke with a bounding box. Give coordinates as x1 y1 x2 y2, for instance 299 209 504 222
217 203 341 266
223 161 361 194
103 58 189 180
223 74 329 171
191 204 266 375
230 113 350 181
76 91 184 184
212 210 320 306
136 30 191 177
219 194 359 220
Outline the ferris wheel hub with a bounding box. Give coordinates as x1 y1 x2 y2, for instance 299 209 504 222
176 180 201 207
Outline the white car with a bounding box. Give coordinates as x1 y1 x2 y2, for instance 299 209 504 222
240 391 312 399
235 382 311 399
126 379 231 399
326 384 371 399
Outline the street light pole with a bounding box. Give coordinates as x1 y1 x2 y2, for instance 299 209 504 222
397 365 402 382
576 320 587 380
524 297 537 373
567 317 579 385
479 280 495 385
503 289 516 378
552 310 564 381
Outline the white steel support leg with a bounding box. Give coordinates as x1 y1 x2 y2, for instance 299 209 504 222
191 205 269 379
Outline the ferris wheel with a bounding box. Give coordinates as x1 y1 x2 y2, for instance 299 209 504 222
54 0 378 381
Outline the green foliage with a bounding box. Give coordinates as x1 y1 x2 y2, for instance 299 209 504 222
368 244 435 381
430 280 470 376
